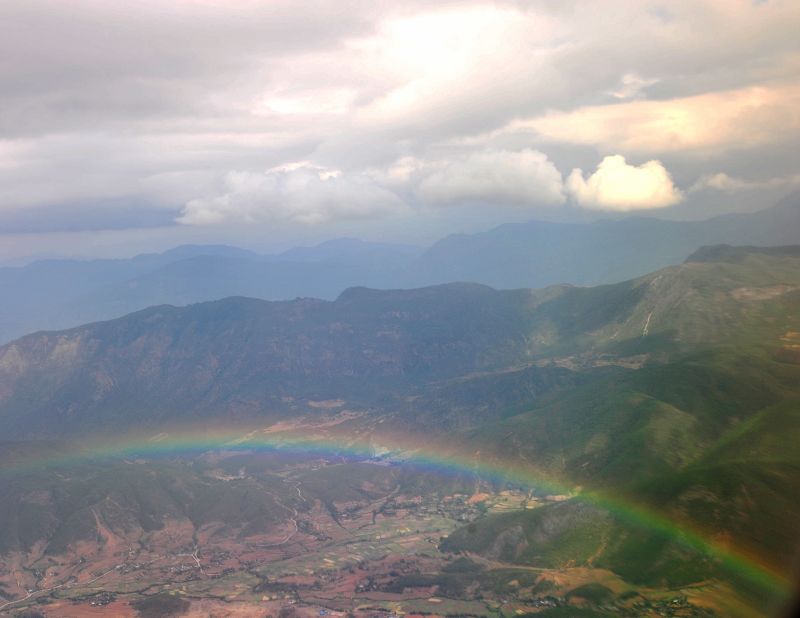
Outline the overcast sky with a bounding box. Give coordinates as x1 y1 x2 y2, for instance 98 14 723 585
1 0 799 260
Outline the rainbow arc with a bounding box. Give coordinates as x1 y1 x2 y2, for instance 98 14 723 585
2 422 791 595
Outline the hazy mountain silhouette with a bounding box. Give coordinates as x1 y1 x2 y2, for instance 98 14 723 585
1 194 798 344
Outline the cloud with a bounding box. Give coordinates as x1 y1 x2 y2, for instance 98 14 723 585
177 165 408 226
520 85 800 154
566 155 683 211
690 172 761 193
416 149 565 206
689 171 800 193
181 149 568 226
1 0 799 245
608 73 659 100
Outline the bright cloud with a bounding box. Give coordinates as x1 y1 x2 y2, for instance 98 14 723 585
567 155 683 211
522 85 800 154
178 166 408 226
608 73 659 100
350 5 562 132
416 149 565 206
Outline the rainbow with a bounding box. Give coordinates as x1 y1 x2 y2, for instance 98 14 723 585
1 421 792 599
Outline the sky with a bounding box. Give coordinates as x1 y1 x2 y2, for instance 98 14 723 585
0 0 799 260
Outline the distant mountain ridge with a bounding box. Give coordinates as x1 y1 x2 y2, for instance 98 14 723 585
414 192 800 288
1 194 798 343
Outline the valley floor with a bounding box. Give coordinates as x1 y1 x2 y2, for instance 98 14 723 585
0 456 765 618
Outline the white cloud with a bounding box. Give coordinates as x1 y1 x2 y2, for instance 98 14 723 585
350 6 562 132
690 172 758 193
520 84 800 154
566 155 683 211
181 148 568 227
689 171 800 193
177 165 408 226
416 149 565 206
608 73 659 100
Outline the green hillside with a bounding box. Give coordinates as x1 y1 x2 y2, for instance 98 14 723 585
440 261 800 603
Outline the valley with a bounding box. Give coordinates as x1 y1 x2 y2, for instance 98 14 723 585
0 444 745 618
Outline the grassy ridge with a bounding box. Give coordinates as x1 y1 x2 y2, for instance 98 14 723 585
442 253 800 596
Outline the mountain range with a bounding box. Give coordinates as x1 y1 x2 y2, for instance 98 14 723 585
2 193 799 345
2 244 799 439
1 244 799 615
